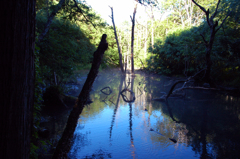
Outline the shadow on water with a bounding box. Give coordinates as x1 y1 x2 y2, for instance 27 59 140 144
162 92 240 159
41 69 240 159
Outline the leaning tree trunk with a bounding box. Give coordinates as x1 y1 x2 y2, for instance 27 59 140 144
37 0 65 43
0 0 36 158
52 34 108 159
130 3 137 74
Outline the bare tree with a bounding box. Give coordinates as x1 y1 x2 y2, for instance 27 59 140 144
109 6 124 72
192 0 230 86
130 2 138 74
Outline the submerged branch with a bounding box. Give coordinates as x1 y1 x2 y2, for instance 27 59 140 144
100 86 113 95
120 88 136 103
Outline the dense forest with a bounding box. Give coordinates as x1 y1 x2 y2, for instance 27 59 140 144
1 0 240 158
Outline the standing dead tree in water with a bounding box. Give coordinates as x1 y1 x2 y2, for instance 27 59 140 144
109 6 124 73
192 0 230 87
130 2 138 74
52 34 108 159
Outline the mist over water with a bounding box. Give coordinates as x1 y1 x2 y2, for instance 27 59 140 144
66 70 240 159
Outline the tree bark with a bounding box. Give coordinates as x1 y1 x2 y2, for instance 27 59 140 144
109 6 124 72
130 3 137 74
0 0 36 158
52 34 108 159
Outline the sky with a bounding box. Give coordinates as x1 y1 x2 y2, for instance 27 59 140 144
85 0 155 26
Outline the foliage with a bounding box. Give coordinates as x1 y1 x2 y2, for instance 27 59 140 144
145 0 240 86
36 10 96 85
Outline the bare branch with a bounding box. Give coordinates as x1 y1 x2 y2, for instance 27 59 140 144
73 0 96 29
215 12 231 33
206 9 211 26
192 0 211 26
200 33 208 45
109 6 113 19
192 0 207 13
211 0 221 20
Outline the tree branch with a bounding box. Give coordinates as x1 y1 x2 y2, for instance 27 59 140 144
210 0 221 21
215 11 231 33
73 0 96 29
200 33 208 45
192 0 211 26
130 15 133 22
191 0 207 13
37 0 65 44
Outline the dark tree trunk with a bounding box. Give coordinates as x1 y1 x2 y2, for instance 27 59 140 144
130 3 137 74
192 0 230 87
52 34 108 158
0 0 36 158
205 28 216 86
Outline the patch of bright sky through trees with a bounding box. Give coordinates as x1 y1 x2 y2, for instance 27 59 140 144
86 0 169 26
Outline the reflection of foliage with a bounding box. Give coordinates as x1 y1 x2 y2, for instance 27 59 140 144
82 149 112 159
157 91 240 158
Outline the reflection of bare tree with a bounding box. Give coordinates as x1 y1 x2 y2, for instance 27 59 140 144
129 75 136 158
109 76 124 139
129 76 135 142
200 104 208 159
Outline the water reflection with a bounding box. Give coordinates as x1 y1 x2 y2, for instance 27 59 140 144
67 70 240 159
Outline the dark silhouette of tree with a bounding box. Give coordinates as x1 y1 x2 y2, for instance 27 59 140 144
192 0 230 86
0 0 36 158
52 34 108 158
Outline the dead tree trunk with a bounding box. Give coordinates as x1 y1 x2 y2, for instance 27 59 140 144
52 34 108 159
192 0 230 87
109 6 124 72
130 3 137 74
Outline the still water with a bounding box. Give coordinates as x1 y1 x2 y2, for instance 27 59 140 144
66 70 240 159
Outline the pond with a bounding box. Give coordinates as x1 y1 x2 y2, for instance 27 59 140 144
42 70 240 159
